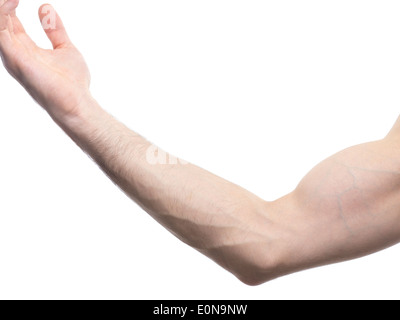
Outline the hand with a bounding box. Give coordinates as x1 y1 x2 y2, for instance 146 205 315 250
0 0 91 121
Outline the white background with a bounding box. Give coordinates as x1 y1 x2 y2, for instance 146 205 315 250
0 0 399 300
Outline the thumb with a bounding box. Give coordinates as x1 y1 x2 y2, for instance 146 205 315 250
38 4 71 49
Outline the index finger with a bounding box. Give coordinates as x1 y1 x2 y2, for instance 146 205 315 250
0 0 19 34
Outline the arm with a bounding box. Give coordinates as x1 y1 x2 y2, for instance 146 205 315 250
1 1 400 285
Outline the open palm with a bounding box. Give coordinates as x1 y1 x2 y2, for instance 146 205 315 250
0 0 91 120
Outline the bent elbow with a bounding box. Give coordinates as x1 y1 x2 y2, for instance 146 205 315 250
236 273 269 287
234 257 283 286
213 242 286 286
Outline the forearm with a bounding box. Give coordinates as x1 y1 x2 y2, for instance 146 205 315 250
58 95 273 284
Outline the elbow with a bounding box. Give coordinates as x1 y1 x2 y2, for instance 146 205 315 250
237 274 268 287
215 243 286 287
203 242 283 286
232 211 290 285
212 204 289 286
234 256 283 287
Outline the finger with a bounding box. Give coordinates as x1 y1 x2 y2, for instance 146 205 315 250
0 0 19 32
0 0 35 76
0 0 19 14
0 0 19 50
39 4 71 49
0 0 25 35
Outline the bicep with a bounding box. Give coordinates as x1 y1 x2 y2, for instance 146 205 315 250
277 138 400 273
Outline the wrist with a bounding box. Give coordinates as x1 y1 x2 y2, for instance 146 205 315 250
53 92 108 143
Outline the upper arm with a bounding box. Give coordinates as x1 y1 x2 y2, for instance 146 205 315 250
262 137 400 282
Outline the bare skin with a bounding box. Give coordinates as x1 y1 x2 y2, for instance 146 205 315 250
1 0 399 285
